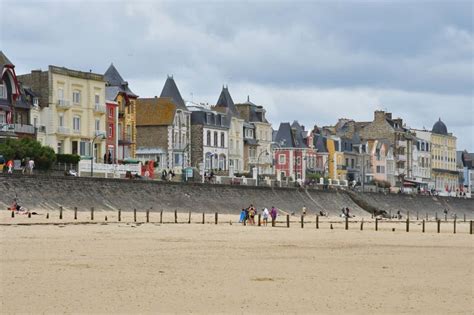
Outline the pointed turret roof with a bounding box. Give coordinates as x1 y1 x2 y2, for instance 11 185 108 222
0 51 13 69
215 86 240 117
104 63 137 100
160 75 187 110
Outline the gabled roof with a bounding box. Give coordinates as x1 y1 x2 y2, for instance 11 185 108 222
215 86 240 118
104 63 137 99
136 97 176 126
0 51 13 69
160 76 187 110
313 134 328 153
274 122 307 149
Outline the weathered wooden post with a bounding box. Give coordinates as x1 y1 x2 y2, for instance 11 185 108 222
59 206 63 220
301 215 304 228
437 219 441 233
74 207 77 220
375 218 378 231
215 212 218 225
105 216 108 221
445 213 447 222
28 212 31 218
258 214 261 227
91 207 94 221
174 210 178 223
202 212 205 224
316 215 319 229
286 214 289 228
146 209 150 223
422 219 425 233
133 209 137 222
46 213 49 219
188 211 191 224
406 218 409 232
470 221 473 235
360 218 364 231
11 210 15 218
160 210 163 223
118 209 121 222
453 217 456 234
345 216 349 230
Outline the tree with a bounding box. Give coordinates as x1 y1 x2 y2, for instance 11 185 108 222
0 138 56 170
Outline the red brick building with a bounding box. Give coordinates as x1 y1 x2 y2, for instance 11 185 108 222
105 101 118 163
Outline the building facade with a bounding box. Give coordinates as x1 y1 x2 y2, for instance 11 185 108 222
430 119 458 193
104 64 138 160
18 66 107 159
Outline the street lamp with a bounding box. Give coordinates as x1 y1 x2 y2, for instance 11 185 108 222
91 132 106 177
256 150 270 186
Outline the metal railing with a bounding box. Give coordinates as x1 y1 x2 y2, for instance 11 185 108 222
57 126 71 135
94 104 106 113
57 99 71 108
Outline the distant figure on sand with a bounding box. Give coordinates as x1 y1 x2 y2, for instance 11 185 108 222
270 206 278 224
302 205 307 216
28 159 35 174
239 208 246 223
262 207 269 226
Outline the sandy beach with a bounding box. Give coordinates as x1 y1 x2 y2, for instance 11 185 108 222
1 213 473 314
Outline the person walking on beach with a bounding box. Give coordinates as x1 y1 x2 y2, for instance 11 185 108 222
262 207 269 226
248 204 256 225
239 208 246 224
270 206 277 226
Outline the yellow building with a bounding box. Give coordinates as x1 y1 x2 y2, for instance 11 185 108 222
327 137 346 180
18 66 107 159
104 64 138 159
430 118 457 193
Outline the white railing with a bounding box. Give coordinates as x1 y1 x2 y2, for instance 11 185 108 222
12 124 35 134
57 99 71 108
95 130 106 137
78 160 142 177
57 126 70 134
94 104 106 113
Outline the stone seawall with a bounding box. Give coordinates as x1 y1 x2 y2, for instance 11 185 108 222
0 175 472 218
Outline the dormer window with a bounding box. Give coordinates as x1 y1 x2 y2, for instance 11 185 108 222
33 98 39 107
0 83 7 99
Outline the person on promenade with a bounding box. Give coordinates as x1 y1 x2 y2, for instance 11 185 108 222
270 206 278 225
6 159 13 174
262 207 269 226
302 205 307 217
28 159 35 175
21 158 26 174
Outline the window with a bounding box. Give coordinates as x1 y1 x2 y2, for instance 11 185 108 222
0 83 6 99
207 131 211 146
95 94 100 106
0 112 5 124
297 157 301 165
214 131 218 147
33 98 39 107
221 132 225 148
279 154 286 165
57 141 63 154
73 90 81 104
95 119 100 131
79 141 90 156
58 114 64 127
109 107 113 117
73 116 81 132
345 158 349 166
58 88 64 100
108 124 113 138
33 117 38 127
376 166 385 174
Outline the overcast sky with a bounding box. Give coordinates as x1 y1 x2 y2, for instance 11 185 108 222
1 0 473 150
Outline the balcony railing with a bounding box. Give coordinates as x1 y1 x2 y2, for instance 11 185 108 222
57 99 71 109
94 104 106 114
57 126 70 135
173 143 188 151
95 130 106 137
337 165 347 170
12 124 35 134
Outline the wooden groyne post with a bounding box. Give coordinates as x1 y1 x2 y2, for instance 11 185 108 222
437 219 441 233
90 207 94 221
360 218 364 231
118 209 121 222
202 212 205 224
406 218 409 232
188 211 191 224
422 219 425 233
301 215 304 229
316 215 319 229
215 212 218 225
174 210 178 223
134 208 137 222
59 206 63 220
160 210 163 223
74 207 77 220
345 216 349 230
146 208 150 223
286 214 289 228
375 218 378 231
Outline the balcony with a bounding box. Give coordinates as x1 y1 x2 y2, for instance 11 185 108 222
118 133 132 145
57 99 71 109
173 143 188 151
337 165 347 170
93 104 106 114
12 124 35 134
95 130 106 137
57 126 70 135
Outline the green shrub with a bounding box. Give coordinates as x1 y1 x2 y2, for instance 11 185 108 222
56 154 81 164
0 138 56 170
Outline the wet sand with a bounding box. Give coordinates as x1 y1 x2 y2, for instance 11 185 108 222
1 214 473 314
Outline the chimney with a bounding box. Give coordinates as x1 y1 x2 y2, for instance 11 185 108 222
374 110 385 122
385 112 392 120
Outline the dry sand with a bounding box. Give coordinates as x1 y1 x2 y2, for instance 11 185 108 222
1 210 473 314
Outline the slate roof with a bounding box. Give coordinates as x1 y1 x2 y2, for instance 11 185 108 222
160 76 187 111
136 97 176 126
214 86 240 118
104 63 137 100
190 109 230 128
0 51 13 70
313 134 328 153
274 122 307 149
432 118 448 135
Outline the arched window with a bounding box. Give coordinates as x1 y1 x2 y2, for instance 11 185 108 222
214 131 218 147
207 131 211 146
220 132 225 148
219 154 226 170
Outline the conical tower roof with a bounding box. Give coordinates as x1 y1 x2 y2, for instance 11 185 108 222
215 86 239 117
160 75 187 110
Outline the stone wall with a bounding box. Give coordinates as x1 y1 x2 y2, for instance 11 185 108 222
136 125 168 149
190 124 203 167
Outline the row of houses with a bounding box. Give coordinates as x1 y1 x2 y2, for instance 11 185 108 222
0 51 471 194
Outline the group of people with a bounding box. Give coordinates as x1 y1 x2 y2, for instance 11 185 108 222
4 158 35 175
161 169 175 181
239 205 278 226
340 207 354 218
